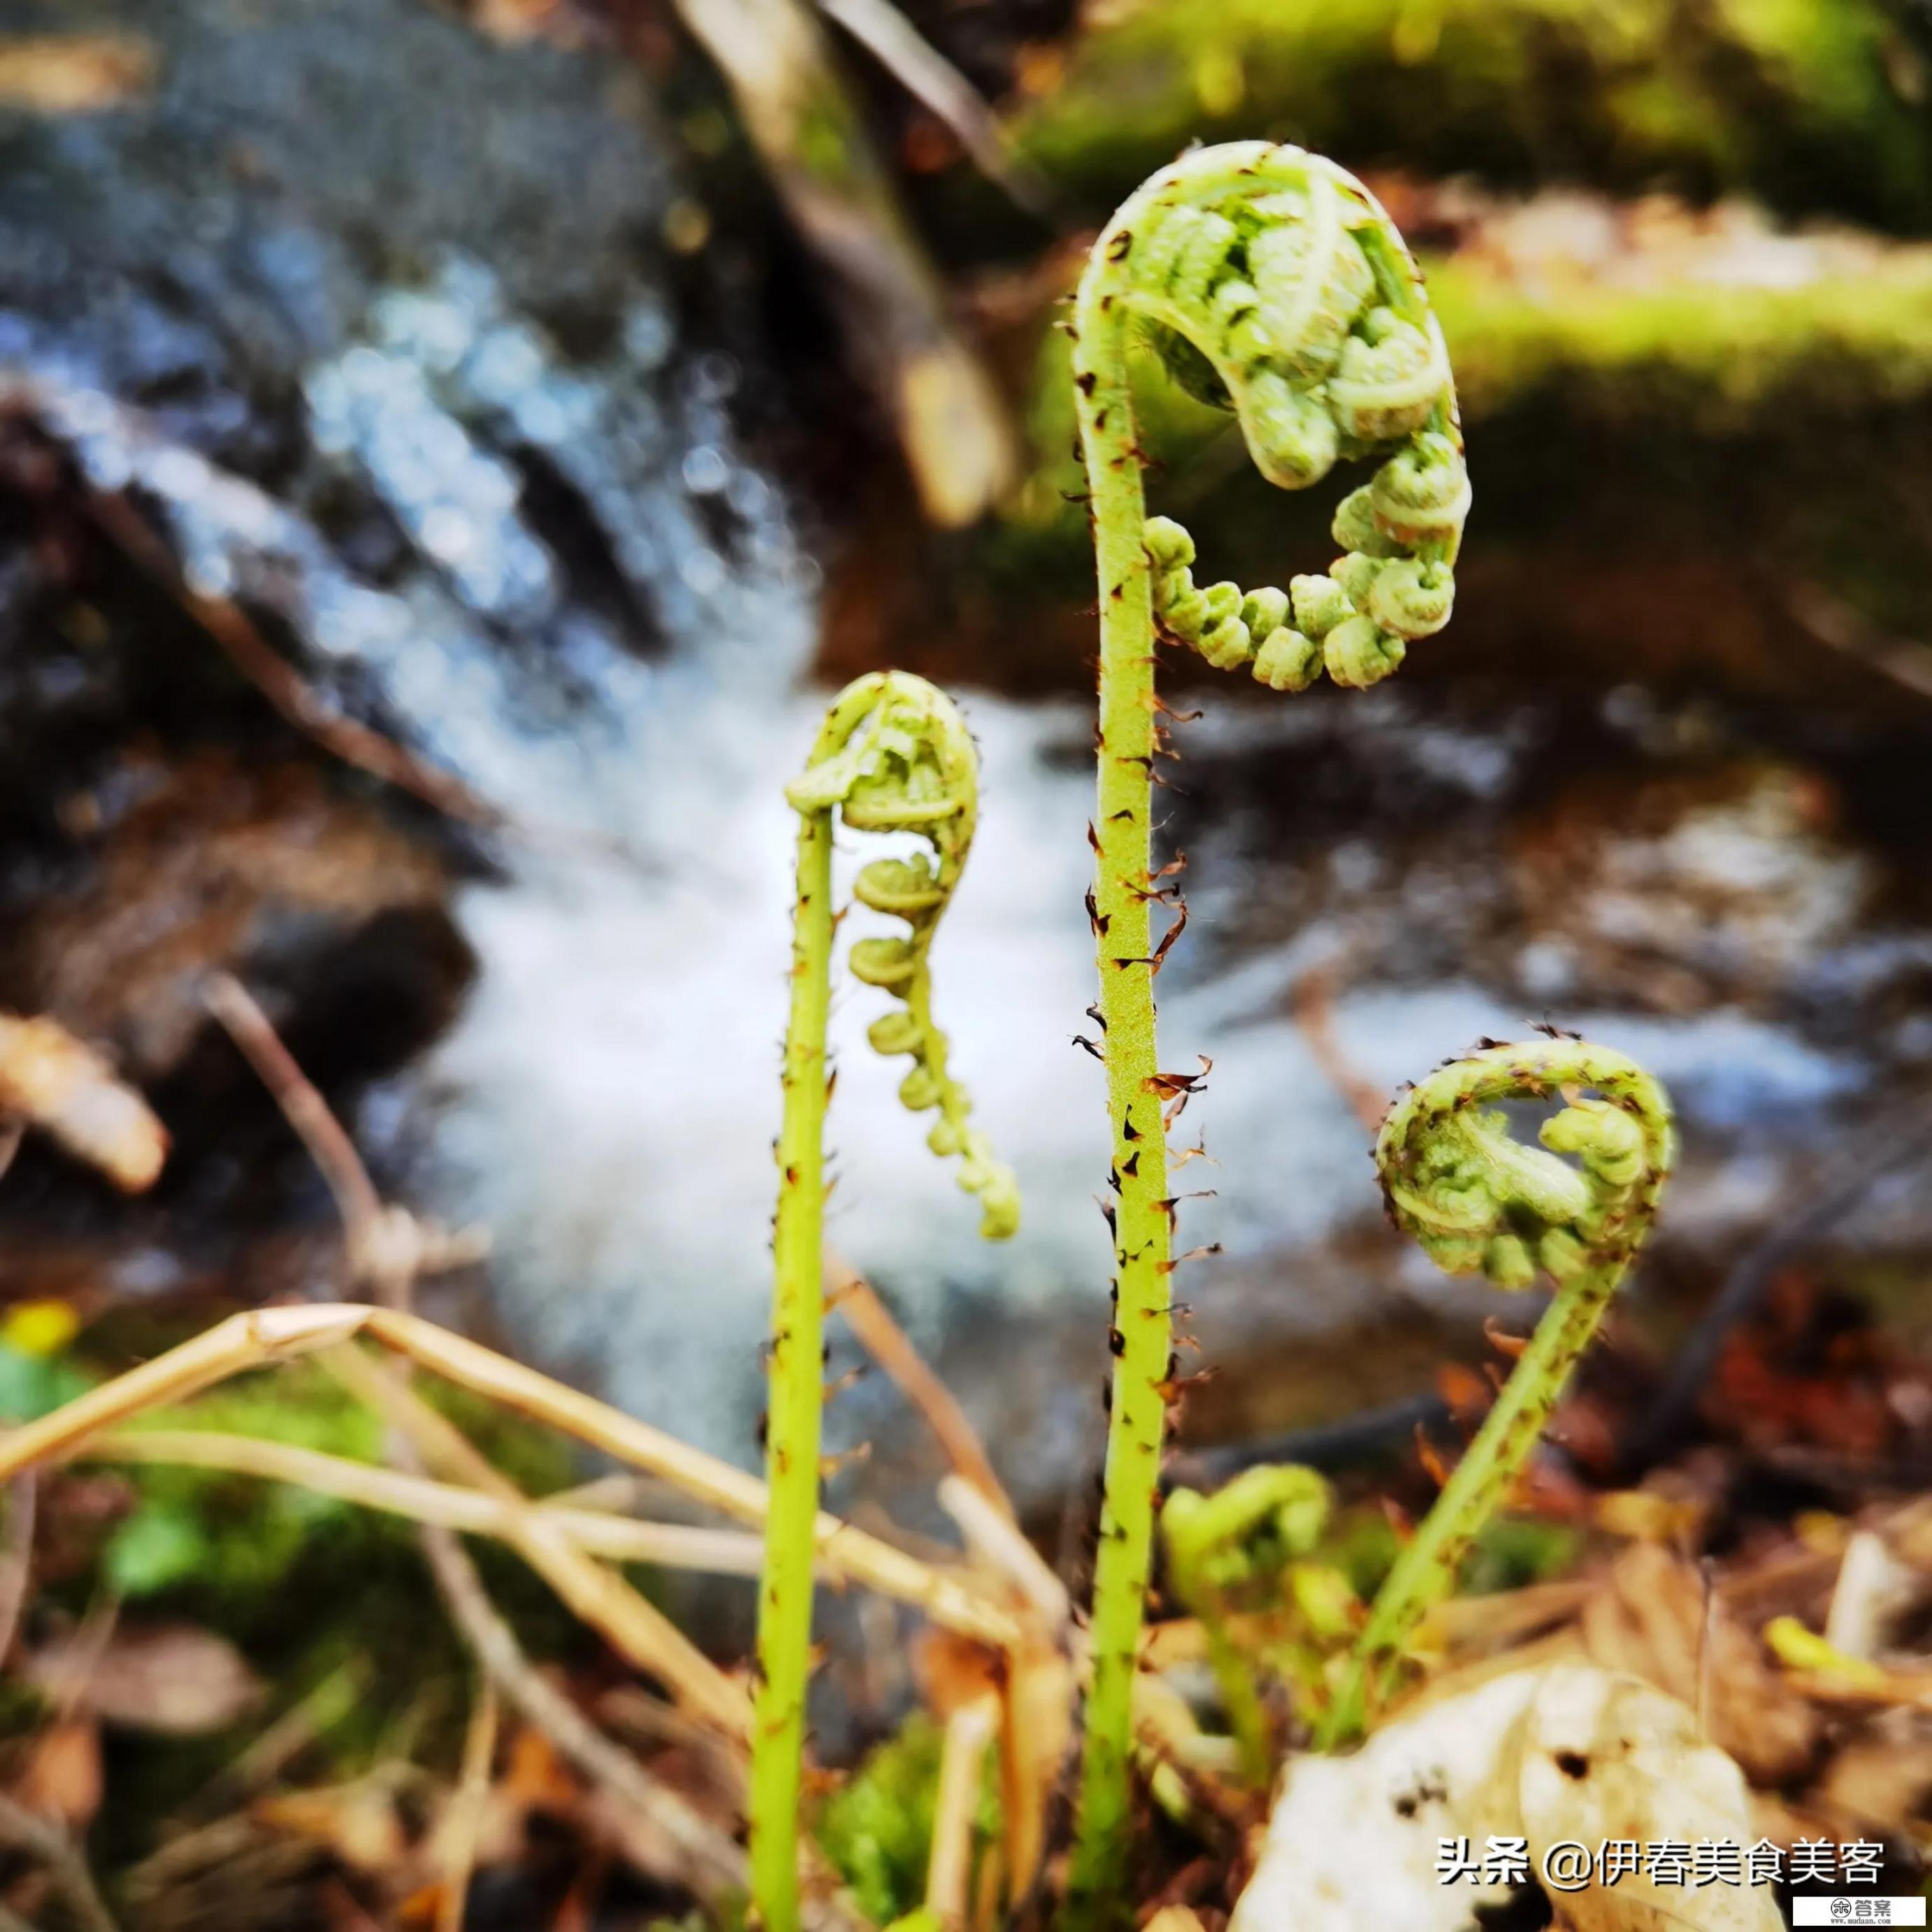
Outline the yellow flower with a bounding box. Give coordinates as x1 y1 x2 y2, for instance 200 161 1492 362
2 1298 79 1359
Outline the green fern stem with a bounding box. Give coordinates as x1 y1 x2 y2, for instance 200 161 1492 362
1323 1038 1675 1745
751 803 835 1932
1070 252 1172 1924
751 673 1018 1932
1068 141 1469 1915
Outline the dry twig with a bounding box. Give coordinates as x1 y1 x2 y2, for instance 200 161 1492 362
173 1662 366 1825
1289 960 1386 1133
203 975 486 1302
324 1343 755 1740
670 0 1015 526
0 1475 37 1668
433 1678 498 1932
204 975 750 1735
0 1791 119 1932
812 0 1047 212
1783 579 1932 704
924 1694 997 1928
937 1476 1068 1638
0 1302 1016 1645
87 489 501 830
84 1429 770 1577
415 1524 763 1915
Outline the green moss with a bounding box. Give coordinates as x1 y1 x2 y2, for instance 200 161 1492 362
1299 1501 1580 1617
1320 1508 1405 1604
1427 250 1932 428
0 1342 94 1424
1461 1517 1585 1595
104 1362 394 1610
1008 0 1932 233
35 1334 579 1629
816 1717 946 1926
814 1714 1000 1926
414 1375 582 1501
124 1359 386 1457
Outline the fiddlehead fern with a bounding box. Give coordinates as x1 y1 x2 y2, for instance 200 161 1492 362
753 672 1017 1932
785 673 1020 1243
1162 1465 1330 1787
1069 142 1467 1915
1121 147 1469 695
1323 1037 1673 1744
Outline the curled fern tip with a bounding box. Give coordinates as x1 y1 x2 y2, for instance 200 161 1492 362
789 672 1020 1241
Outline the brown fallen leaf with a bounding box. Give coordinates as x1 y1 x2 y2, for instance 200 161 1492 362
15 1717 103 1828
914 1627 1003 1720
0 1012 167 1190
1813 1726 1932 1834
496 1724 579 1816
998 1634 1074 1903
1580 1542 1819 1784
919 1477 1078 1908
257 1782 410 1877
25 1623 262 1734
0 34 153 113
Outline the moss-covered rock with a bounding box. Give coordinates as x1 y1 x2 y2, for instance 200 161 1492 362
103 1363 391 1607
1428 244 1932 428
1007 0 1932 233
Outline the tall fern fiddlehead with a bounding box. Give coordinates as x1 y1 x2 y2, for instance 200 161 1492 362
1069 142 1468 1915
753 672 1017 1932
1322 1037 1674 1744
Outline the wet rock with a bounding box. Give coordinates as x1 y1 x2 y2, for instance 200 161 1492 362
1506 760 1876 1017
2 748 451 1078
1162 693 1932 1048
0 0 800 779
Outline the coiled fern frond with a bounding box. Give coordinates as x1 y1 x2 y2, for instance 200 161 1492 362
785 671 1018 1239
1162 1464 1332 1786
1377 1037 1672 1292
1092 143 1471 691
1325 1037 1673 1742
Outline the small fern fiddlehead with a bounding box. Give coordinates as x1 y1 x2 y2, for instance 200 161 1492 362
785 671 1021 1241
753 672 1017 1932
1323 1037 1674 1743
1070 143 1467 1916
1162 1465 1331 1787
